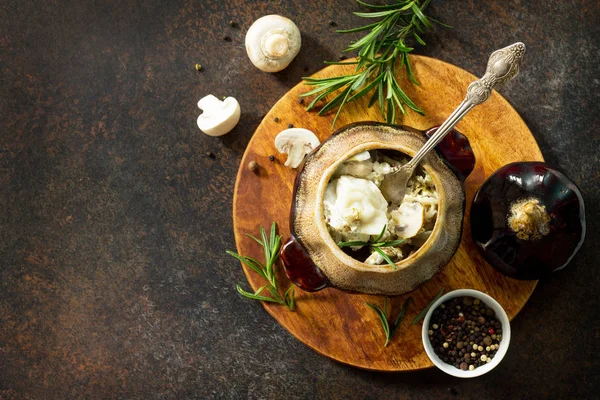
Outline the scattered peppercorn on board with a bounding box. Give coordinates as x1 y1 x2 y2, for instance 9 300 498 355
232 55 542 371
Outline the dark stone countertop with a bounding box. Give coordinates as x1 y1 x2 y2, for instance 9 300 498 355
1 0 598 399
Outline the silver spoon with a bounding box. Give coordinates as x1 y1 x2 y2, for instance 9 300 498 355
380 42 526 209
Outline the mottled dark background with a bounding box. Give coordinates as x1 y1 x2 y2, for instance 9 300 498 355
1 0 598 399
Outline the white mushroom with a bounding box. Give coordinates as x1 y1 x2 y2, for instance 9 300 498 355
389 201 425 239
245 15 301 72
274 128 320 168
197 95 241 136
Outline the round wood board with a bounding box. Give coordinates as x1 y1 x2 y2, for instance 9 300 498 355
232 55 542 371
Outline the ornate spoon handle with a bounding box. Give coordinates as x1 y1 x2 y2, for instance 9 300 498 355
407 42 526 169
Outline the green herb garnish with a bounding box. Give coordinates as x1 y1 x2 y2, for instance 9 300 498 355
302 0 448 129
411 287 444 324
366 297 413 347
227 222 295 311
337 224 403 269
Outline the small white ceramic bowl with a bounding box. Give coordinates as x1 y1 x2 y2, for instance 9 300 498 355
421 289 511 378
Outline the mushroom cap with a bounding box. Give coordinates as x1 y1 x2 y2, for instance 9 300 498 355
274 128 320 168
197 95 241 137
245 15 301 73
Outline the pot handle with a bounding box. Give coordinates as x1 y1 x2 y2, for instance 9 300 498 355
281 237 329 292
424 126 475 183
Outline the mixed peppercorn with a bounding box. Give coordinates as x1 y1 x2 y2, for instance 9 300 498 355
428 296 503 371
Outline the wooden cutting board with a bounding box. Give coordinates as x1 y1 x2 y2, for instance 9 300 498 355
232 55 542 371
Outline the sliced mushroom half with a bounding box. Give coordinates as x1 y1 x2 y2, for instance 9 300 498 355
274 128 320 168
197 95 241 136
390 201 425 239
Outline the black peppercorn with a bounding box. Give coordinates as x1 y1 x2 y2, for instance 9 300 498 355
223 36 232 42
207 152 216 159
288 123 294 128
269 155 275 162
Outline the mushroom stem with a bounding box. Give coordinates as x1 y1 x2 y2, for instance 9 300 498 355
261 30 290 59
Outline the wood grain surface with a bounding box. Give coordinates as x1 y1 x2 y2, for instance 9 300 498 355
232 55 542 371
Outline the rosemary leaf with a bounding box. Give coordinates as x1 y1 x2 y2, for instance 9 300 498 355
336 22 381 33
225 251 267 280
411 2 433 28
260 226 270 266
245 233 264 247
347 73 384 102
366 300 391 346
353 10 399 18
269 222 277 251
284 286 295 311
323 60 361 65
373 239 405 247
373 224 388 243
389 297 413 338
413 32 426 46
236 284 284 304
337 240 370 248
355 0 404 10
411 288 445 324
374 247 397 270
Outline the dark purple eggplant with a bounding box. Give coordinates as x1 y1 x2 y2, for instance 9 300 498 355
470 162 586 279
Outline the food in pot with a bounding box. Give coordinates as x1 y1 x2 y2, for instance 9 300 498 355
323 149 439 265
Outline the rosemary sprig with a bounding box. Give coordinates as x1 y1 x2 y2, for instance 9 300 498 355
302 0 448 129
337 224 403 269
227 222 295 311
366 297 413 347
411 287 444 324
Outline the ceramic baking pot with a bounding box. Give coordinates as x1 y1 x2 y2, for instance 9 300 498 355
280 122 475 295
